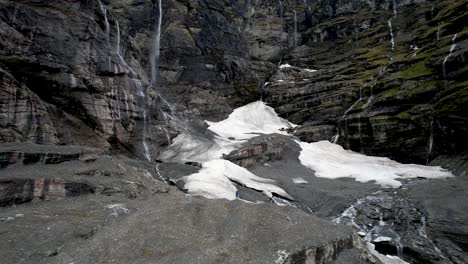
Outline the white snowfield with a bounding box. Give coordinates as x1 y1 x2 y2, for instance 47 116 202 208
297 140 452 188
164 100 452 200
206 101 294 140
183 160 291 200
162 101 294 200
159 132 238 163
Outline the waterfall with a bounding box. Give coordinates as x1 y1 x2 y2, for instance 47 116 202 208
293 10 298 47
115 21 137 75
142 110 151 161
357 114 363 153
363 86 374 108
98 0 111 72
387 20 395 52
332 131 340 144
426 120 434 164
332 87 363 144
391 0 397 17
386 0 397 55
442 33 457 80
132 79 145 97
99 0 110 47
116 21 121 55
150 0 163 87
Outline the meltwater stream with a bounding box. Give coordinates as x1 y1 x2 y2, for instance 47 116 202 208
150 0 163 87
442 33 458 80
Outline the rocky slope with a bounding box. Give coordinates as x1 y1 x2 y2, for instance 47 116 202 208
0 146 379 264
0 0 467 263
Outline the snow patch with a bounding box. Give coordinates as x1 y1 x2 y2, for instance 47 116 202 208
298 140 452 188
207 101 295 140
279 63 316 72
279 63 293 69
106 204 130 217
292 177 308 184
160 132 238 162
183 159 290 200
374 236 393 242
275 250 289 264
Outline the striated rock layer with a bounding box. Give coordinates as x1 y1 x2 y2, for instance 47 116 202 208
0 0 466 165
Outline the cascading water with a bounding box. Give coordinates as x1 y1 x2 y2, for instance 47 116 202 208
142 110 151 161
387 0 397 55
116 21 121 55
98 0 124 130
391 0 397 17
150 0 163 87
442 33 457 80
357 113 363 153
149 0 174 146
332 87 363 144
99 1 110 48
363 85 374 109
139 0 164 161
387 20 395 52
426 120 434 164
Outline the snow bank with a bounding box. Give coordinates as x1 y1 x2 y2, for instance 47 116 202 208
279 63 293 69
159 132 238 162
279 63 316 72
165 99 453 202
183 159 290 200
298 140 453 188
292 177 308 184
206 101 294 140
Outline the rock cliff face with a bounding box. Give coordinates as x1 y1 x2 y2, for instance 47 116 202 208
0 1 467 263
263 0 468 164
0 0 466 164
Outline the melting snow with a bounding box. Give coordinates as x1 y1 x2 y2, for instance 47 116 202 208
163 101 294 200
164 100 452 201
183 159 290 200
206 101 294 140
297 141 452 188
279 63 293 69
160 132 238 162
292 177 308 184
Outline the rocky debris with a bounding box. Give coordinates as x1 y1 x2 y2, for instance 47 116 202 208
0 188 375 264
223 134 289 167
334 190 449 263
